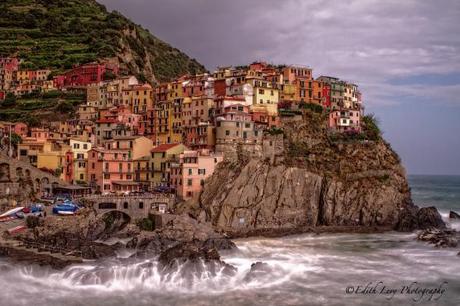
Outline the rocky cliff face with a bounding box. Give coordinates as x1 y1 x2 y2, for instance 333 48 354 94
190 112 430 237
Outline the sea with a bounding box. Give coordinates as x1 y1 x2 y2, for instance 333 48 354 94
0 175 459 306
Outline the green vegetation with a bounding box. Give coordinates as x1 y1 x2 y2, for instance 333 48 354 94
265 126 284 135
299 102 324 113
0 0 206 81
362 114 381 140
0 90 86 125
136 217 154 231
1 93 17 107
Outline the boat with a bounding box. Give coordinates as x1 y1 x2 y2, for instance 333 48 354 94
0 215 17 223
52 200 79 215
0 207 24 218
57 211 75 216
7 225 26 235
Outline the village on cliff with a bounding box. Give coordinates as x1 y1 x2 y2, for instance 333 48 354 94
0 58 364 205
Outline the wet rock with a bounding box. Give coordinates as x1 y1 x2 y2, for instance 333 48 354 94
449 211 460 219
202 237 237 251
395 206 419 232
416 207 446 230
81 243 116 259
158 242 220 268
130 214 235 257
158 241 237 280
243 261 272 282
396 206 446 231
417 228 458 248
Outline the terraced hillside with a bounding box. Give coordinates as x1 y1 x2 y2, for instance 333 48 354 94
0 0 206 82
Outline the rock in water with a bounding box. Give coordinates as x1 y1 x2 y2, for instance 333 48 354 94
416 207 446 230
417 228 458 248
449 211 460 219
243 262 272 282
158 241 237 282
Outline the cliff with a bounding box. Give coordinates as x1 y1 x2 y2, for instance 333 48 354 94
0 0 206 82
187 111 437 237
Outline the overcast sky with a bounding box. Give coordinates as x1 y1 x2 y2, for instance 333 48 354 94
99 0 460 175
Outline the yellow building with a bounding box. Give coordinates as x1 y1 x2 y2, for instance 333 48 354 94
122 84 154 114
250 79 279 116
155 81 184 145
37 142 71 180
134 155 151 190
149 143 187 186
70 139 92 183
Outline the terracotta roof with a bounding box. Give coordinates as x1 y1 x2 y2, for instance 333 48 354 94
151 143 180 153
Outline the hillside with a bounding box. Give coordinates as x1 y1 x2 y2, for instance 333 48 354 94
0 0 206 82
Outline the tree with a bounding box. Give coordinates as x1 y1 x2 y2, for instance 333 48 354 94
10 133 22 146
1 93 16 107
103 70 116 81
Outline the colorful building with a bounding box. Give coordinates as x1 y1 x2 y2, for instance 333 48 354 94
150 143 187 186
170 149 223 200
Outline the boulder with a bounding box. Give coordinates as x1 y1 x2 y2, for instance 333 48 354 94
417 228 458 248
158 241 237 282
243 261 272 282
449 211 460 219
129 214 236 257
416 207 446 230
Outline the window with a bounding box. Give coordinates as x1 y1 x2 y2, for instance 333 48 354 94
83 144 88 150
139 202 144 209
123 202 128 209
225 130 230 136
188 168 192 175
99 202 117 209
187 179 193 186
80 174 84 180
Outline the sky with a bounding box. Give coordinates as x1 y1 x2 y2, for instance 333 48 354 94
99 0 460 175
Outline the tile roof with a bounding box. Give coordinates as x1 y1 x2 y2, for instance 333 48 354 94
151 143 180 153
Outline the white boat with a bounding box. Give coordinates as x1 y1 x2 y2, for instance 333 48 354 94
0 207 24 218
57 211 75 216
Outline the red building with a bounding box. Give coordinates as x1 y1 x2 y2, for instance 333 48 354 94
213 79 226 97
62 63 119 87
322 84 331 109
0 91 5 100
0 57 19 71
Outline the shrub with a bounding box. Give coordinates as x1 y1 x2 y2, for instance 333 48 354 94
136 218 154 231
362 114 381 140
1 93 16 107
300 102 323 113
26 215 40 228
56 101 74 113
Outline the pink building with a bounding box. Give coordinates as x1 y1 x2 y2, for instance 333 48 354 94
170 149 223 200
87 147 140 193
251 110 280 128
329 110 361 132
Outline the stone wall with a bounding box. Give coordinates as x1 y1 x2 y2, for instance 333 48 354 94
0 151 65 207
86 194 175 221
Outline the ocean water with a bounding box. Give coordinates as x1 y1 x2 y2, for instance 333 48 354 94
0 175 459 306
